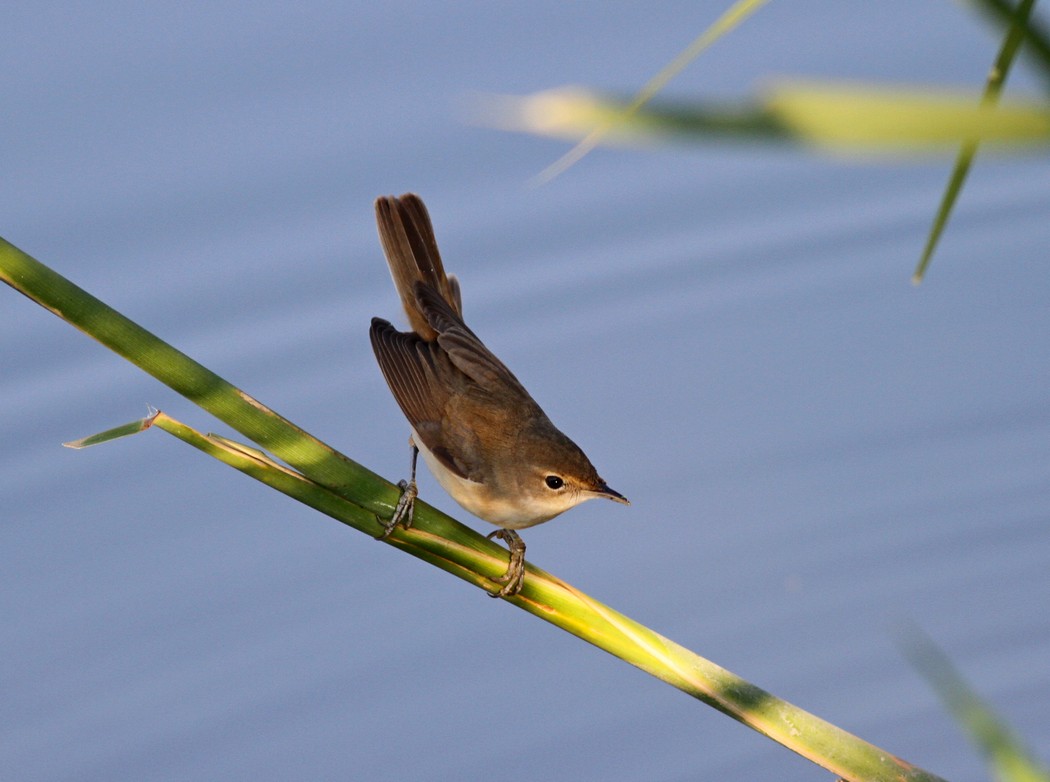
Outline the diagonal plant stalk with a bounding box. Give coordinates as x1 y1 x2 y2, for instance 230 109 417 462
972 0 1050 80
913 0 1038 283
2 236 948 782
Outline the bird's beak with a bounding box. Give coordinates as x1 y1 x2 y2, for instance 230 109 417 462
595 482 630 505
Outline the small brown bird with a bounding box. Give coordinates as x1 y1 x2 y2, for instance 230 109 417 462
369 193 628 596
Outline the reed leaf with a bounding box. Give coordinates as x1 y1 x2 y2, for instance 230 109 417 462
474 83 1050 153
914 0 1038 283
902 628 1050 782
2 235 949 782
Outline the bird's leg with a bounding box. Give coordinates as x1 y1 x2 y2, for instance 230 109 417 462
485 529 526 597
377 438 419 539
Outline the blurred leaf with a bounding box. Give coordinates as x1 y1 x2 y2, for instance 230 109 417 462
476 82 1050 153
768 81 1049 150
474 87 783 144
902 628 1050 782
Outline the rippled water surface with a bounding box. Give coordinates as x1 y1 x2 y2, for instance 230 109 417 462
3 3 1049 780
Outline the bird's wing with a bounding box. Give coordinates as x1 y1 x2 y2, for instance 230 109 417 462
369 316 474 480
413 282 531 400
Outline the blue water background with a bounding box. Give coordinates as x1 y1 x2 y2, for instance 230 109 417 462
2 3 1048 779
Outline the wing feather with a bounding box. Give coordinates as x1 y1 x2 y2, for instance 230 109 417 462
413 283 530 398
369 317 472 479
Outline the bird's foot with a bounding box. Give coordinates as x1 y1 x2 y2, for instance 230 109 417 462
376 478 417 539
485 529 526 598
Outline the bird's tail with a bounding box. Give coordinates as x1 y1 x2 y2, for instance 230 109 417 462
374 193 462 341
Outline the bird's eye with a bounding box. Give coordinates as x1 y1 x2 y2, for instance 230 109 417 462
544 475 564 490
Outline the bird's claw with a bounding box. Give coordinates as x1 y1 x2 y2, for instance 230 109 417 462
376 478 417 539
485 529 526 598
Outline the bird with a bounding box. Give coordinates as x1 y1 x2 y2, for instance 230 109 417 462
369 193 628 596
